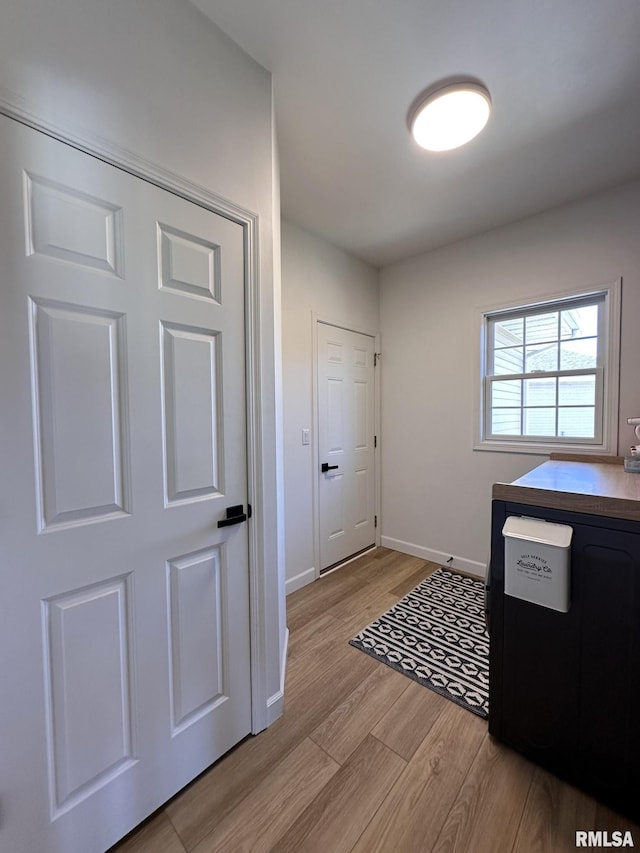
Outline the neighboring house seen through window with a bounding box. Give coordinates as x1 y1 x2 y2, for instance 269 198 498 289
476 282 621 455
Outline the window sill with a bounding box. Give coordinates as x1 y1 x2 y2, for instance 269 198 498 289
473 439 615 456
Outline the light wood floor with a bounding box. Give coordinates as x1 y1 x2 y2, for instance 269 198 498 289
112 547 640 853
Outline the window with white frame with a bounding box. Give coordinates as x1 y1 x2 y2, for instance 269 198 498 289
477 283 620 454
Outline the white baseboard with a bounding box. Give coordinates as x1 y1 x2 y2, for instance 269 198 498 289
285 566 316 595
381 536 486 579
265 626 289 726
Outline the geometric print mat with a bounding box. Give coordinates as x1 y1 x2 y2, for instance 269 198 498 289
349 567 489 718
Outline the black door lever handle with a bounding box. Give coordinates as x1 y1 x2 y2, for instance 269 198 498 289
321 463 339 473
218 504 248 528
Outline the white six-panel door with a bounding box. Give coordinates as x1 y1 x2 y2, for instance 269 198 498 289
317 322 376 570
0 114 252 853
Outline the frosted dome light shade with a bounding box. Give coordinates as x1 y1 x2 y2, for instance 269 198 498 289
410 84 491 152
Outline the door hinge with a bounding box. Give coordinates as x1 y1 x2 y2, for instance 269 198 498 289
374 352 381 366
374 435 377 448
374 515 378 528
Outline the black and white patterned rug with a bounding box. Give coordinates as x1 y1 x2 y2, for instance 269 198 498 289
350 568 489 718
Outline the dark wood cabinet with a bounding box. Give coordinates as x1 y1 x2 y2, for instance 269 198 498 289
489 466 640 820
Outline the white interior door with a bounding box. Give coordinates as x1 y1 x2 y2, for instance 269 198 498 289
0 114 252 853
317 322 376 571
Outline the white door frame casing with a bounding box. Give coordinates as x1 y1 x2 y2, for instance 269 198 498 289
312 313 381 580
0 94 277 735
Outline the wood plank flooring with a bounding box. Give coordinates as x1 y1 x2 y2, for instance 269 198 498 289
111 547 640 853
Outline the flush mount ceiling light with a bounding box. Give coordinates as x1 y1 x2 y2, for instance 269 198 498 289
409 81 492 152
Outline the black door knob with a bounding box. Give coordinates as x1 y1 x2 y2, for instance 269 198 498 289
218 504 248 527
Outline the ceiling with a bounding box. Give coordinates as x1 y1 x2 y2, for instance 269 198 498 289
191 0 640 267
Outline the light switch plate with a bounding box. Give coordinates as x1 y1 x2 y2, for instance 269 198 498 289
302 428 310 446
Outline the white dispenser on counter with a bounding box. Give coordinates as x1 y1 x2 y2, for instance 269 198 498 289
625 417 640 473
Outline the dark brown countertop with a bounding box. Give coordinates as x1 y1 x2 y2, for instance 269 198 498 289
492 454 640 522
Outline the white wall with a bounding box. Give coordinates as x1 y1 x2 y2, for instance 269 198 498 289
281 219 380 592
0 0 271 216
380 181 640 575
0 0 285 717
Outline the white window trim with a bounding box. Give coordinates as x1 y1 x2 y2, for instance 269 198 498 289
474 279 621 455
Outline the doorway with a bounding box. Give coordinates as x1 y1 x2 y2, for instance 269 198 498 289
315 320 380 573
0 113 255 853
